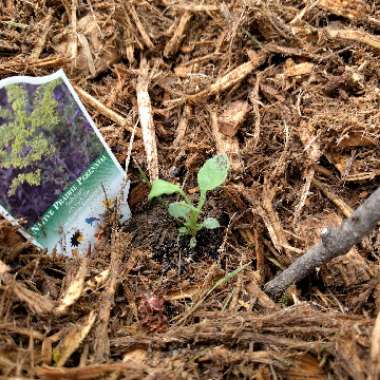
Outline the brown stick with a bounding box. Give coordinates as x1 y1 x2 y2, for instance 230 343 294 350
164 11 192 57
136 58 159 181
324 27 380 52
73 85 141 137
264 187 380 298
31 9 53 59
128 3 154 49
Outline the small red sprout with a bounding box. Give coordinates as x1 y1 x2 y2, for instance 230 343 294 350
138 292 168 332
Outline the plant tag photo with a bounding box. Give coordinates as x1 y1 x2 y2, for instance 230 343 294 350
0 70 130 255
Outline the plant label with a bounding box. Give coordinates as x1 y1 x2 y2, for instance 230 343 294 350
0 70 131 255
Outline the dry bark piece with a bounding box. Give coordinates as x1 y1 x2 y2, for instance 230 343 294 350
128 3 154 49
218 101 250 137
344 171 380 182
0 258 55 316
245 72 262 153
0 260 10 276
74 85 140 137
31 9 53 59
188 51 268 102
210 110 242 172
245 273 279 311
166 286 201 301
13 280 56 315
0 56 70 73
280 59 314 78
94 230 128 361
55 258 88 316
312 178 353 218
336 336 367 380
111 303 367 349
54 311 96 367
318 0 369 20
173 104 191 147
337 132 377 149
169 3 219 12
196 346 283 369
320 249 373 287
136 58 159 181
164 11 192 57
324 152 380 182
293 121 321 225
285 354 327 380
83 269 110 293
36 363 144 380
174 64 195 77
77 33 96 76
0 40 19 53
324 27 380 52
56 14 120 75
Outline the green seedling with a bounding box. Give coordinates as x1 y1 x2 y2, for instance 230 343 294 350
148 154 229 248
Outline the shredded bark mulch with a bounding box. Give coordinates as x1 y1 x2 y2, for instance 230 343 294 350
1 0 380 379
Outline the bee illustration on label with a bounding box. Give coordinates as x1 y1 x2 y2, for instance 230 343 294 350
85 216 100 226
70 229 85 247
102 198 114 209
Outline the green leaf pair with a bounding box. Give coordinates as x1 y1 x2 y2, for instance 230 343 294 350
148 154 229 248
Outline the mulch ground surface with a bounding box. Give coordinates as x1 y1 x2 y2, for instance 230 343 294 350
1 1 380 379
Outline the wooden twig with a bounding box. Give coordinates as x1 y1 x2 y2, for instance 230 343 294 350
77 33 96 76
36 363 145 379
318 0 368 21
293 167 314 225
312 177 353 218
324 27 380 52
94 230 127 361
171 3 219 12
164 52 267 108
73 85 141 137
31 9 53 59
136 58 159 181
293 121 321 225
247 72 262 152
128 3 154 49
164 11 192 57
70 0 78 69
173 104 190 147
0 57 70 74
264 187 380 298
189 51 267 101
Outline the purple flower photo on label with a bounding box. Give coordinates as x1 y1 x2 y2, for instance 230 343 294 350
0 70 130 255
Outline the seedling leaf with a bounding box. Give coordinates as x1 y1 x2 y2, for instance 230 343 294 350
147 155 229 248
202 217 220 229
169 201 194 220
148 179 182 200
178 226 189 236
197 154 229 194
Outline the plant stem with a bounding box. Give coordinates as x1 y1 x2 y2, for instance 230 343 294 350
187 209 200 237
179 189 192 205
197 191 207 211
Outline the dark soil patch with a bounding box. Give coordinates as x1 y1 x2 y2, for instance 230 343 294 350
126 200 224 274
